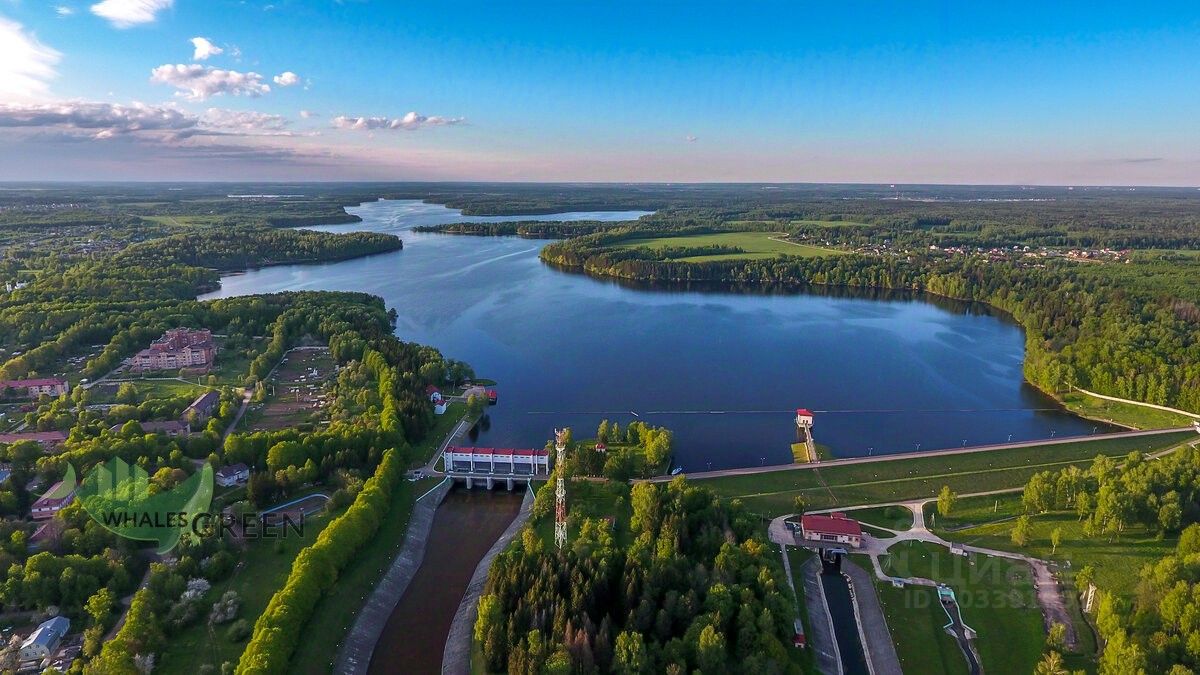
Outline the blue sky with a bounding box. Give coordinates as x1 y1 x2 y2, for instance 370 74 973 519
2 1 1199 183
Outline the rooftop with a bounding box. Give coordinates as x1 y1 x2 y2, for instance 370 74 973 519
800 513 862 538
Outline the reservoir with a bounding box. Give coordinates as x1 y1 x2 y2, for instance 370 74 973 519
202 199 1100 470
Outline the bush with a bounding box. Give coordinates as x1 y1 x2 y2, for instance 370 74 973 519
226 619 251 642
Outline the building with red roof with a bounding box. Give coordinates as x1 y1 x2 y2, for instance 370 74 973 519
31 481 75 520
0 378 69 400
799 512 862 548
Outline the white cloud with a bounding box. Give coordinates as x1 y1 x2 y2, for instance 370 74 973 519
56 6 76 17
685 134 698 143
90 0 172 28
331 111 464 131
190 37 223 61
0 100 295 140
0 101 196 139
273 71 300 87
0 17 61 103
299 109 316 119
150 64 270 101
201 108 290 134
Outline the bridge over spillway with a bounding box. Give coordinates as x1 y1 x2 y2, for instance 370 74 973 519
441 446 550 490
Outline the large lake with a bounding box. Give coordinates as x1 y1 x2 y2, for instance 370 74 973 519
203 199 1100 470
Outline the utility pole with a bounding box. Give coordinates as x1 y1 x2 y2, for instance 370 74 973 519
554 428 568 551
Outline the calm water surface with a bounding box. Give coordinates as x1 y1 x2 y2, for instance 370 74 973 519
203 199 1099 470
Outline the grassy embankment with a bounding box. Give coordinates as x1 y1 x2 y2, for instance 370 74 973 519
1059 390 1197 430
877 542 1046 675
616 231 842 261
700 431 1196 516
289 477 437 674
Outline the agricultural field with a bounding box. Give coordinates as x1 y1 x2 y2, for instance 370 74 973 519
616 231 842 261
247 348 336 431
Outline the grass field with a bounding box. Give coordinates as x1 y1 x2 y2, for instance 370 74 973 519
290 477 433 674
1060 391 1197 430
700 431 1196 516
851 553 969 675
878 541 1045 675
410 402 467 467
617 231 842 261
924 493 1024 531
850 505 914 531
791 219 872 228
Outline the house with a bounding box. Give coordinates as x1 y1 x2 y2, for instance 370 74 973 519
0 377 69 400
127 328 215 371
31 481 75 520
29 519 63 551
425 385 442 402
182 390 221 425
19 616 69 662
433 399 449 415
595 443 607 452
215 463 250 487
799 512 863 548
0 430 68 448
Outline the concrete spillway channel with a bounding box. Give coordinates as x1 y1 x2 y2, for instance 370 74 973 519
808 551 903 675
937 585 983 675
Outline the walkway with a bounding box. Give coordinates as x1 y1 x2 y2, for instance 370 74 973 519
1072 386 1200 420
442 487 534 674
800 557 842 675
842 559 903 675
648 426 1194 482
423 416 474 474
333 479 452 675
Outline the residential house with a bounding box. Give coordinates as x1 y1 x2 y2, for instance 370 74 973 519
0 431 68 448
215 463 250 487
127 328 216 371
19 616 69 662
182 390 221 426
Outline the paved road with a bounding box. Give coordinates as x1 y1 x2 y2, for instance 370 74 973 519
222 390 252 441
423 417 474 474
649 426 1196 482
1072 386 1200 420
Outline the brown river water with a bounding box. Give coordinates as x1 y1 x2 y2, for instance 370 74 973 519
367 487 523 674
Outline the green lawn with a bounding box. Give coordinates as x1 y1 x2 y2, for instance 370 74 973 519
878 541 1045 675
290 477 433 674
616 231 842 261
791 219 872 228
157 511 335 674
849 505 914 531
924 493 1024 531
410 402 468 468
852 553 968 675
1060 391 1197 430
700 431 1195 516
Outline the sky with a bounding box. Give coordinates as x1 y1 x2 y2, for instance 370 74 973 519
2 1 1200 184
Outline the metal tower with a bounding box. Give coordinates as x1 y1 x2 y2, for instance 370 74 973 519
554 428 568 551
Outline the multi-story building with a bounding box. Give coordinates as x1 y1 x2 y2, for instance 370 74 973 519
128 328 216 371
0 377 69 399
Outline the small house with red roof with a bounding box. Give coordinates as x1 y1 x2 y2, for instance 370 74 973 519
425 385 442 402
799 512 862 548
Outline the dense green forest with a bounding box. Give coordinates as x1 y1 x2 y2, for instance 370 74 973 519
475 478 801 674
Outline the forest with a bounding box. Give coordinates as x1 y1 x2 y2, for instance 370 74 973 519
475 478 801 674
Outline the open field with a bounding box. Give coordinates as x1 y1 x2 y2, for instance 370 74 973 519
879 541 1045 675
249 348 335 431
924 492 1024 531
616 231 842 261
852 505 914 531
701 431 1196 516
291 478 430 674
1060 390 1197 429
210 336 268 386
157 511 334 674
